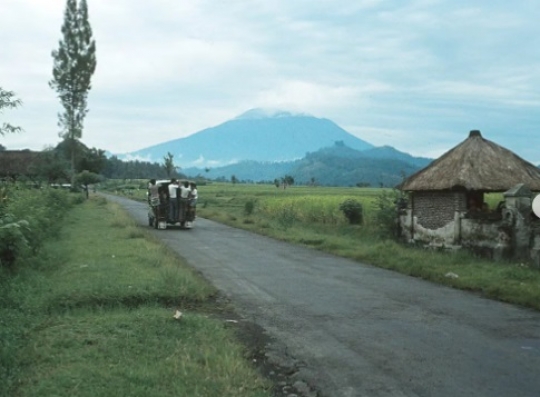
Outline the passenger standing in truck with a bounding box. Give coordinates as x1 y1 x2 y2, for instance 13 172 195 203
188 182 198 221
178 181 191 223
148 179 159 206
168 179 179 223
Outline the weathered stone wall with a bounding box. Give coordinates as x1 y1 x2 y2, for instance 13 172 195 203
460 217 511 260
399 210 456 246
399 188 540 264
413 191 466 229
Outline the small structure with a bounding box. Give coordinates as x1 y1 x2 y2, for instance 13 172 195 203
0 150 42 180
398 130 540 263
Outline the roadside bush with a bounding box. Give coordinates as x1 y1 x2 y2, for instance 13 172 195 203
0 214 30 268
244 199 256 216
0 186 73 269
339 199 363 225
373 189 403 238
70 193 86 205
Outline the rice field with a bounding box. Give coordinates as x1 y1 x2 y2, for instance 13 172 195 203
198 183 390 227
104 180 404 231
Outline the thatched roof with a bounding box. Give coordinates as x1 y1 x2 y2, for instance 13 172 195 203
0 150 42 178
400 130 540 192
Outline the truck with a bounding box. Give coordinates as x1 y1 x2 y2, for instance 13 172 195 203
147 179 196 229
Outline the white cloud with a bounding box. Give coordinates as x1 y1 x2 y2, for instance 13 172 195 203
1 0 539 163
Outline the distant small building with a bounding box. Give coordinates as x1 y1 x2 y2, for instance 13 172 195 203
398 130 540 264
0 150 42 180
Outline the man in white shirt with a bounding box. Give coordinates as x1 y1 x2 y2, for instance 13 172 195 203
168 179 179 222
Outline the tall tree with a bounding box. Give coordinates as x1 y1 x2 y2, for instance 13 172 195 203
49 0 96 187
163 152 175 178
0 87 22 137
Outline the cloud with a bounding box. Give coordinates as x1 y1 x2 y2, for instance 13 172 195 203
1 0 539 164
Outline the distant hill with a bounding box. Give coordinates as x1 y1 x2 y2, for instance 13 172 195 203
119 109 374 167
357 145 432 168
291 142 431 186
185 142 433 187
184 160 296 183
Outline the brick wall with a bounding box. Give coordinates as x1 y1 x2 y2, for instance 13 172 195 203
413 191 466 229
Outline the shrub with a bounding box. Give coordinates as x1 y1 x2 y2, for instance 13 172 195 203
70 193 86 205
339 199 363 225
373 189 403 238
0 214 30 269
0 187 73 268
244 199 256 216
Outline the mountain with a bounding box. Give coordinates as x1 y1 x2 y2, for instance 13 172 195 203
184 160 296 183
185 142 433 187
357 146 432 168
291 142 431 186
120 109 374 167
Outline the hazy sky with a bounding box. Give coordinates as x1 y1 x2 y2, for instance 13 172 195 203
1 0 539 163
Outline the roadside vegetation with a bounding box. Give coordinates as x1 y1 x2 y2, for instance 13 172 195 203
108 181 540 311
1 186 271 397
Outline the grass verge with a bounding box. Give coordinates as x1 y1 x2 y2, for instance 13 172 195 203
1 196 271 397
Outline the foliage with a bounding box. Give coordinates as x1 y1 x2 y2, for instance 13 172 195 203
102 156 180 179
54 139 107 174
0 214 30 268
78 147 107 173
373 189 404 238
244 199 256 216
0 186 73 270
163 151 176 177
30 148 70 183
77 170 102 186
281 175 294 188
49 0 97 186
77 170 102 198
339 198 364 225
0 87 22 136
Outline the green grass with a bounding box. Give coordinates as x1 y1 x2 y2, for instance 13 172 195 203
1 197 271 397
17 308 268 397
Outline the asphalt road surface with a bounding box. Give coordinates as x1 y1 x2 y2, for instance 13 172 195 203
106 194 540 397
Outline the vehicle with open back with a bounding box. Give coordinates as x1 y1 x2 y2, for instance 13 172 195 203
147 179 197 230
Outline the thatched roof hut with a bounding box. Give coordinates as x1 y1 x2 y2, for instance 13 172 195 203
0 150 42 178
400 130 540 192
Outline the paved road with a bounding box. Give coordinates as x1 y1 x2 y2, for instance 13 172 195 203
106 194 540 397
